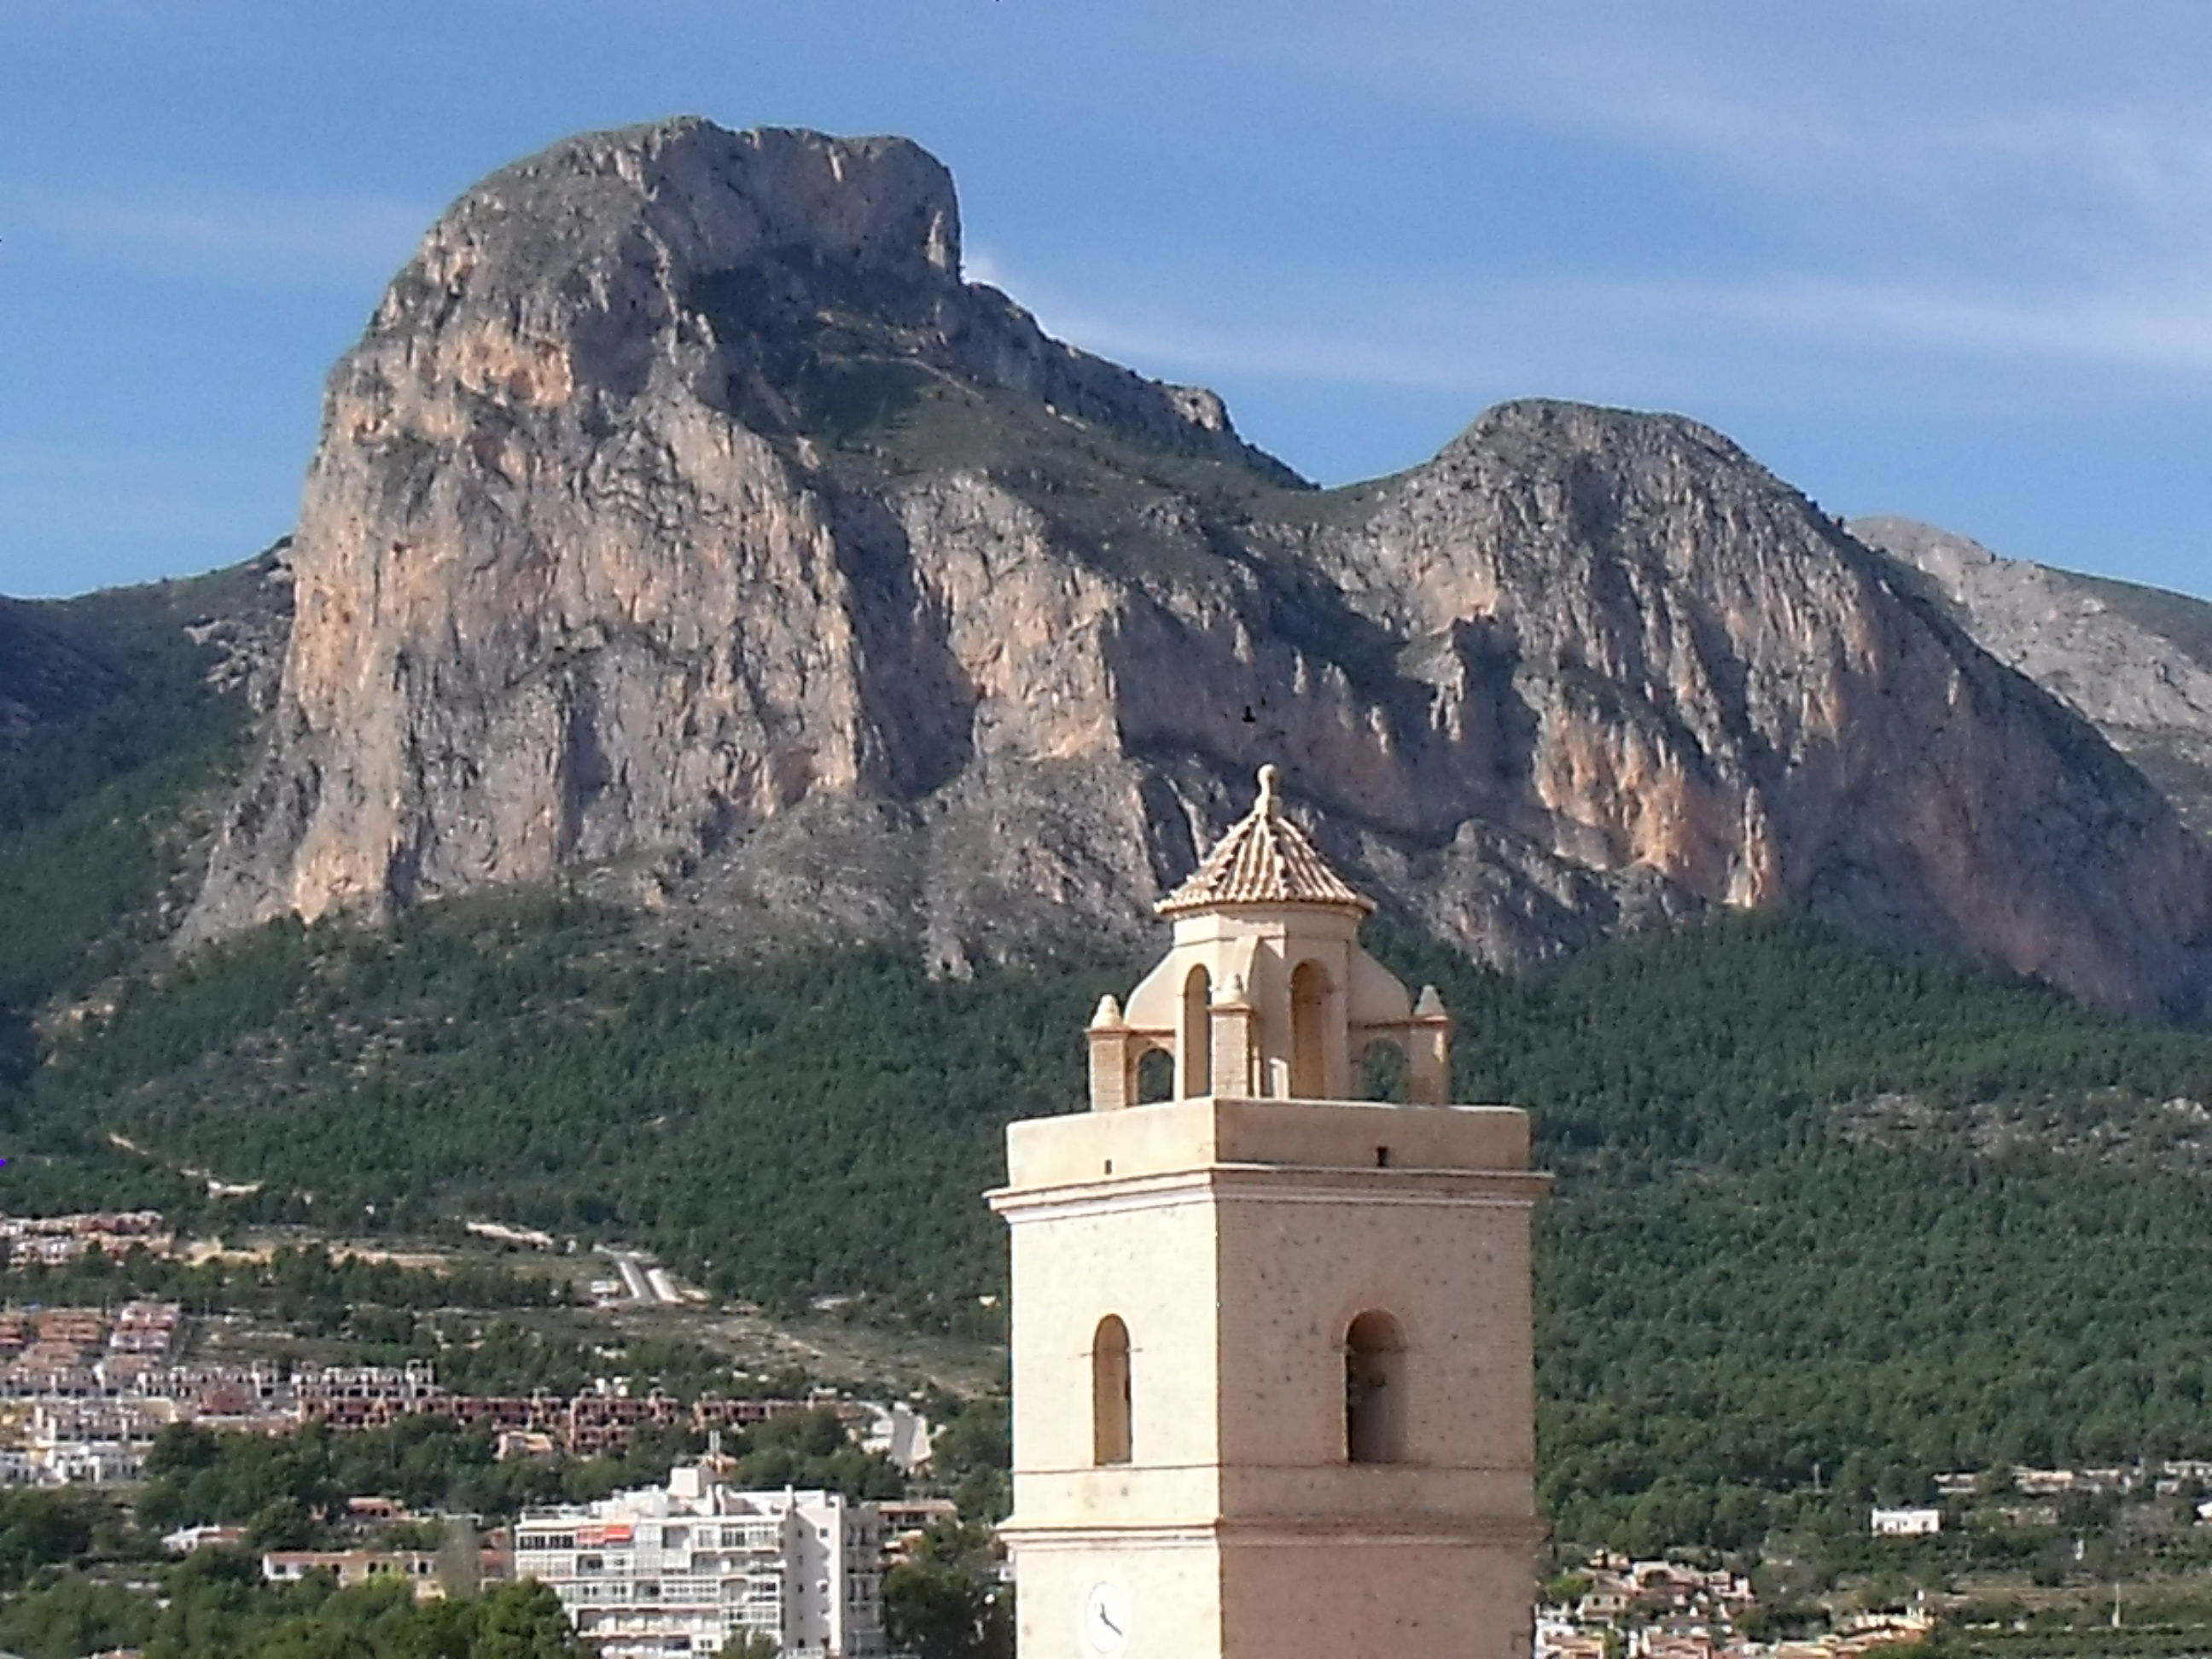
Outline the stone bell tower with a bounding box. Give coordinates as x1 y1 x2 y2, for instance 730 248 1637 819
988 765 1549 1659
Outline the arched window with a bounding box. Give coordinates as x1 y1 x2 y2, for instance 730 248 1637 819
1092 1315 1132 1465
1359 1037 1410 1103
1134 1048 1175 1104
1289 961 1331 1098
1344 1310 1406 1464
1179 966 1213 1097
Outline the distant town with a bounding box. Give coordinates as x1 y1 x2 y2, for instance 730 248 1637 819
6 1195 2212 1656
0 1207 979 1654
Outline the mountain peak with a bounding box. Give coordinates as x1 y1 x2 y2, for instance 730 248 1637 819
180 124 2212 1022
355 117 1287 483
442 119 962 282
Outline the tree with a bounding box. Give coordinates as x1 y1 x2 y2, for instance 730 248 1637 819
0 1490 97 1588
717 1633 781 1659
929 1397 1010 1524
0 1573 156 1658
885 1523 1012 1659
244 1498 317 1552
470 1580 593 1659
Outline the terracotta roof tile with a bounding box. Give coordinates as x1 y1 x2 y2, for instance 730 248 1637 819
1156 765 1375 917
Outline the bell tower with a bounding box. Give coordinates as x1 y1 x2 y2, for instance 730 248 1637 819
989 765 1550 1659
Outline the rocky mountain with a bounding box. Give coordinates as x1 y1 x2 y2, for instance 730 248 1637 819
0 549 292 1051
0 550 290 825
182 117 2212 1021
1851 515 2212 838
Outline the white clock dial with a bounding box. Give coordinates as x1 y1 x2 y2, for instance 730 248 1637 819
1083 1580 1131 1654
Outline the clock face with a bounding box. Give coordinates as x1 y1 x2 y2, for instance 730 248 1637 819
1083 1580 1131 1654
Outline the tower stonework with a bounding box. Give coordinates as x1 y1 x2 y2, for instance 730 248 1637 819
989 765 1550 1659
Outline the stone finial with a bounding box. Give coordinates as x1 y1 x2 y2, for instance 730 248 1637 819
1219 973 1249 1004
1255 762 1282 812
1090 994 1126 1030
1407 983 1453 1105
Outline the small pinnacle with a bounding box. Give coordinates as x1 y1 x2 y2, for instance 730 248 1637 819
1256 762 1282 812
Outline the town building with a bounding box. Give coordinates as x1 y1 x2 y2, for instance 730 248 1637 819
0 1340 815 1468
989 764 1551 1659
163 1524 247 1554
264 1549 444 1598
0 1209 171 1266
860 1402 932 1474
261 1540 511 1600
1869 1507 1942 1537
514 1464 886 1656
29 1437 141 1484
108 1301 183 1356
876 1496 960 1541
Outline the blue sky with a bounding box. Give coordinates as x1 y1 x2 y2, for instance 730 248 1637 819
3 1 2209 599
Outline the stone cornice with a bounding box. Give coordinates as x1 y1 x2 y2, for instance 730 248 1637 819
988 1162 1551 1223
1001 1513 1549 1550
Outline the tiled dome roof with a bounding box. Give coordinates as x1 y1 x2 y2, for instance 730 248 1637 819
1155 765 1375 918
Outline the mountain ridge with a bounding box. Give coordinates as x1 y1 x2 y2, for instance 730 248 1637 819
1852 514 2212 839
162 116 2212 1021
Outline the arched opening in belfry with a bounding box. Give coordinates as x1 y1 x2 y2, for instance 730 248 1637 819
1135 1047 1175 1104
1345 1309 1406 1464
1359 1037 1410 1103
1092 1315 1132 1465
1289 960 1332 1098
1179 966 1213 1097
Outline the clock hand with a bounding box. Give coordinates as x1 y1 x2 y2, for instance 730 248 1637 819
1102 1610 1122 1636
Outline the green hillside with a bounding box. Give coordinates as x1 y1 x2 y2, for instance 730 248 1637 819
16 899 1126 1329
13 556 2212 1548
0 555 278 1074
10 880 2212 1546
1406 918 2212 1547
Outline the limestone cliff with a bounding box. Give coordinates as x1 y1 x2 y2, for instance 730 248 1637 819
185 118 2212 1021
1852 515 2212 839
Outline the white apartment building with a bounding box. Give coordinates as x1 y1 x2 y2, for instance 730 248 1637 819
514 1465 886 1657
1869 1505 1943 1536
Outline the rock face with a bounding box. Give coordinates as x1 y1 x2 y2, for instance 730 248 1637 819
1852 515 2212 839
187 118 2212 1021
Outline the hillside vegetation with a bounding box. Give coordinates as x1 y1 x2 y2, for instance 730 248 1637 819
9 873 2212 1545
0 556 276 1083
14 899 1122 1330
1403 918 2212 1547
13 555 2212 1547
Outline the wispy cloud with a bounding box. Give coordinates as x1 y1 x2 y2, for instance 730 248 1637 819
1201 2 2212 288
987 251 2212 439
976 3 2212 427
1579 271 2212 372
1261 3 2212 203
1 187 431 289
